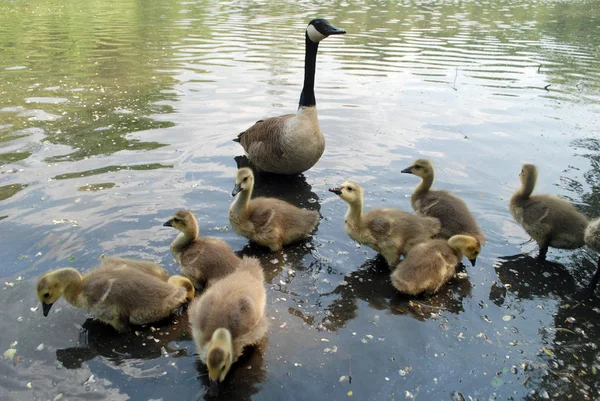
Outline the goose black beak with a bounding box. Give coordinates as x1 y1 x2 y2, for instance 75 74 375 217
232 184 242 197
328 187 342 196
401 166 413 174
208 380 220 397
163 219 173 227
469 258 477 267
324 25 346 36
42 302 53 317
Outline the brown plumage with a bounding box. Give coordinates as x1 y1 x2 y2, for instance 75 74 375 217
163 210 241 289
36 261 195 332
401 159 485 244
391 235 480 296
188 256 268 385
510 164 588 259
329 181 441 267
99 257 169 281
228 168 320 251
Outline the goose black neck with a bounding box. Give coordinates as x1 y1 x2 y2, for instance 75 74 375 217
299 33 319 108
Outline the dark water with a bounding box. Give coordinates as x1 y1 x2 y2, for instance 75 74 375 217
1 0 600 400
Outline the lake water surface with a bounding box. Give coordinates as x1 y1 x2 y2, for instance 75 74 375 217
1 0 600 400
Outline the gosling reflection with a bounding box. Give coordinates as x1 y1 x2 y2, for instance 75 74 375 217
292 256 473 330
194 338 267 401
56 316 190 369
492 254 577 301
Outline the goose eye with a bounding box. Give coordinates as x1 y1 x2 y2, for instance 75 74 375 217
347 187 353 192
43 293 49 298
243 177 248 182
414 165 421 170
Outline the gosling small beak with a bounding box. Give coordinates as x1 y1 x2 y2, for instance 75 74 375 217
328 187 342 196
42 302 53 317
469 258 477 267
163 219 173 227
231 183 242 197
208 380 220 397
401 166 413 174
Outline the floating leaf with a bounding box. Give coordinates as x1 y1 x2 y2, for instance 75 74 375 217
542 347 554 357
68 256 76 262
491 376 504 387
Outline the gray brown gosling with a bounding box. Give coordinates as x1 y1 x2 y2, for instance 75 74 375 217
391 235 481 296
401 159 485 244
510 164 588 260
329 181 441 267
233 19 345 175
36 261 195 333
228 168 320 251
188 256 267 390
164 210 241 289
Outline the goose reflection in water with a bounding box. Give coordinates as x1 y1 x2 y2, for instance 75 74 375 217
287 256 473 330
56 316 190 369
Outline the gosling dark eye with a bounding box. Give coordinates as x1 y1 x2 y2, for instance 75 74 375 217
414 166 421 170
243 177 248 182
44 293 49 298
347 187 353 192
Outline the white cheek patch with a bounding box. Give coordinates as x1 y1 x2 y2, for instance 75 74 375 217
306 25 326 43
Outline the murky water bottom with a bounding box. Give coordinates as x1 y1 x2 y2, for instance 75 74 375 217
1 0 600 400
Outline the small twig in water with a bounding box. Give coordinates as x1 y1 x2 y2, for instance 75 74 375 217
447 66 459 91
538 64 542 73
544 84 551 91
348 357 352 384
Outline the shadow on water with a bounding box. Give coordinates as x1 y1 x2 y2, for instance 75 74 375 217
290 256 474 330
56 316 191 370
492 254 578 302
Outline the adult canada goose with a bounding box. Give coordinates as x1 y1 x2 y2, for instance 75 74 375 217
188 257 267 390
329 181 441 267
510 164 588 260
401 159 485 244
229 168 320 251
391 235 481 296
163 210 241 289
233 18 346 175
36 262 195 332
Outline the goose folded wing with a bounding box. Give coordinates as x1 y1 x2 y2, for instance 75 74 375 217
236 115 295 158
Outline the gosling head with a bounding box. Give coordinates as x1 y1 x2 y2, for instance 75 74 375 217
306 18 346 44
167 275 195 301
163 210 199 237
329 181 363 205
448 235 481 267
519 164 538 187
206 328 234 389
36 270 69 317
401 159 434 179
232 168 254 197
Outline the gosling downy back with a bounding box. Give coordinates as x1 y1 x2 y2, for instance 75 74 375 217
164 209 241 289
229 168 320 251
188 256 268 385
36 264 194 332
99 257 169 281
329 180 441 266
233 19 345 175
401 159 485 244
391 235 480 296
510 164 587 259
